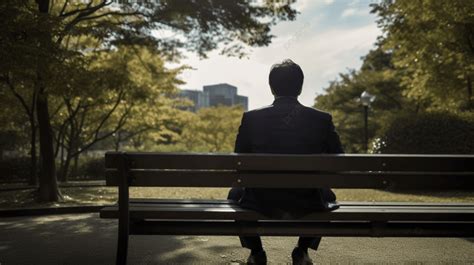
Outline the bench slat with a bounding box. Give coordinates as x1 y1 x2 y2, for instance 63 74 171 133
105 170 474 189
128 220 474 237
100 202 474 221
105 152 474 172
127 199 474 207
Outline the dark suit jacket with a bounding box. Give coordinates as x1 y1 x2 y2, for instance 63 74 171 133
234 96 344 216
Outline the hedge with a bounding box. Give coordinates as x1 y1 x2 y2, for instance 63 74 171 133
373 111 474 154
0 157 32 182
75 157 105 180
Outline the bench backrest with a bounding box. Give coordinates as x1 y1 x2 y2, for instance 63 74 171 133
105 152 474 190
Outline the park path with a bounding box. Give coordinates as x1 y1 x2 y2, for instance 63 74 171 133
0 213 473 264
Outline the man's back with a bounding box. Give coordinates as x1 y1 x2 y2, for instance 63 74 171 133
229 59 343 262
235 96 343 215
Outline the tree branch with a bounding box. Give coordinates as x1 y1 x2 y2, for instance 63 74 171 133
115 125 153 143
92 89 125 140
57 0 111 44
3 74 33 118
465 24 474 54
77 10 146 23
59 0 69 16
60 0 99 18
49 104 64 121
72 102 132 157
379 90 403 110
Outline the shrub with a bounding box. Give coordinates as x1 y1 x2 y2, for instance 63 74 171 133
373 111 474 154
75 157 105 180
0 157 32 182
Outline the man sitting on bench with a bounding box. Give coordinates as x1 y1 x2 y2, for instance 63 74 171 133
228 59 344 265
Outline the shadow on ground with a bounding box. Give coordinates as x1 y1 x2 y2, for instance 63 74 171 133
0 213 245 265
0 213 473 264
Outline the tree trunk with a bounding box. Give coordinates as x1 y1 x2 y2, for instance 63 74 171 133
58 134 70 182
29 122 38 186
58 152 71 183
114 131 121 151
467 75 472 101
35 0 61 202
71 154 79 180
37 94 62 201
58 134 65 180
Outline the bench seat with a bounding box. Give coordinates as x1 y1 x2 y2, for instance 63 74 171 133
102 153 474 264
100 199 474 237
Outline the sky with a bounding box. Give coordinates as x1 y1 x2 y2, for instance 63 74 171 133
176 0 382 110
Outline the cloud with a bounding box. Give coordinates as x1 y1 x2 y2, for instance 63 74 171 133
324 0 335 4
341 7 368 18
176 3 381 109
293 0 311 11
178 22 380 109
341 8 356 17
263 23 381 107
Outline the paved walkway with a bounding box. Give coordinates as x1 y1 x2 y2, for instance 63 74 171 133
0 213 473 264
0 181 106 191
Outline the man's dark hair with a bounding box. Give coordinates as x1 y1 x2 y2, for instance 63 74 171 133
268 59 304 97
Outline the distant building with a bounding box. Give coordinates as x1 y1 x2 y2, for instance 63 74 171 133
179 89 209 112
179 83 248 111
235 95 249 111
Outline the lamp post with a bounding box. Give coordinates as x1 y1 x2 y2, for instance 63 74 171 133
360 91 375 153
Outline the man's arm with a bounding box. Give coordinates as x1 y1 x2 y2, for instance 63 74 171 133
234 113 251 153
322 114 343 206
229 113 251 201
325 114 344 154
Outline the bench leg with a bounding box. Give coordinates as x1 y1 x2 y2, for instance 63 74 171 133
116 153 130 265
116 220 129 265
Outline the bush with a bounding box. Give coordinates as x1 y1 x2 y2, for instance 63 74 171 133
75 157 105 180
0 157 32 183
373 111 474 154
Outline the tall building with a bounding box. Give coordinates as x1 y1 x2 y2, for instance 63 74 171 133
235 95 249 111
179 89 209 112
179 83 248 111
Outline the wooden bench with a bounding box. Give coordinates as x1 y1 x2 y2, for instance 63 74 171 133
100 152 474 265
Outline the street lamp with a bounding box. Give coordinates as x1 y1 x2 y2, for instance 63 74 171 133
360 91 375 153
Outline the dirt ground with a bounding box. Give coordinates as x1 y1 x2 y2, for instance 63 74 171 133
0 213 473 265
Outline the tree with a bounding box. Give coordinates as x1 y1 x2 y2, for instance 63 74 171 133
0 91 29 162
0 0 68 199
53 46 186 181
371 0 474 110
0 1 46 186
52 54 132 181
1 0 298 201
107 46 187 151
315 48 416 152
180 106 244 152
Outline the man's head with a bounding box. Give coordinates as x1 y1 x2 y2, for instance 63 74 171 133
268 59 304 97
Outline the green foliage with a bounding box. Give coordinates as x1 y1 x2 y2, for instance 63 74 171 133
315 48 415 153
53 0 297 59
76 157 105 180
317 0 474 153
53 46 185 153
0 0 298 178
179 106 244 152
373 112 474 154
0 0 299 202
0 157 32 182
371 0 474 109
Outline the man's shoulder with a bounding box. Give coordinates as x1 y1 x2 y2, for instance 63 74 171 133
243 104 274 118
302 106 332 120
244 104 332 121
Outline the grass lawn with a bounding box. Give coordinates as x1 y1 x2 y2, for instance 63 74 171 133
0 186 473 209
